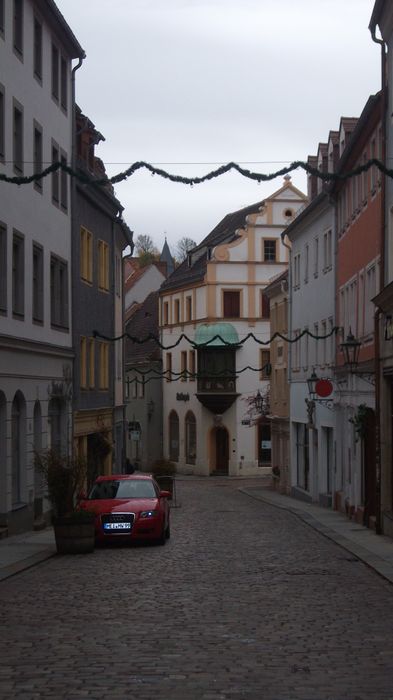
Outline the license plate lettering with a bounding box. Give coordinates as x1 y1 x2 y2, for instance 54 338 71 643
104 522 131 530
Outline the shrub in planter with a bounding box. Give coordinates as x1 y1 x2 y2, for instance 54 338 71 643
150 459 177 477
150 459 176 500
34 449 95 554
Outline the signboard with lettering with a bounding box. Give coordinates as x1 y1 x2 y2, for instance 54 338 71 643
176 392 190 401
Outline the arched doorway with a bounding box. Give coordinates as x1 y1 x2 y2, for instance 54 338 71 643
211 426 229 475
48 397 64 454
33 401 43 519
185 411 196 465
11 391 26 505
169 411 179 462
363 407 376 527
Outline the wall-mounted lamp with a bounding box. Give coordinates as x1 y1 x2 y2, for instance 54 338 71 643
340 329 361 373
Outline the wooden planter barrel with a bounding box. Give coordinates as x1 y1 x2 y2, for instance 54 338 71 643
54 517 95 554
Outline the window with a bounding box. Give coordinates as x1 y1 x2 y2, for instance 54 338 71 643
323 230 332 271
223 290 240 318
51 44 59 100
198 348 236 392
313 237 319 277
174 299 180 323
261 291 270 319
293 329 300 371
13 0 23 57
52 143 59 203
314 322 319 366
303 327 309 370
365 264 377 336
166 353 172 382
0 85 4 162
185 412 196 464
321 320 327 365
181 351 187 381
362 152 368 202
88 338 95 388
98 240 109 291
12 231 24 317
60 152 68 210
98 342 109 389
370 138 377 192
50 255 68 329
33 17 42 80
186 296 192 322
293 253 300 289
169 411 179 462
0 0 4 37
60 56 67 111
33 122 43 193
137 378 145 398
328 318 334 365
13 103 23 174
163 302 169 326
80 227 93 283
80 337 87 388
263 239 277 262
304 244 309 283
32 243 43 322
0 222 7 313
115 255 121 296
260 349 271 379
189 350 196 381
295 422 309 491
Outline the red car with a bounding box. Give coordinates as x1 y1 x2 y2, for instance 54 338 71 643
78 474 171 545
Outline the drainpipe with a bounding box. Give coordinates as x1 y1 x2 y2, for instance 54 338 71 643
370 26 386 535
281 233 292 383
70 54 84 457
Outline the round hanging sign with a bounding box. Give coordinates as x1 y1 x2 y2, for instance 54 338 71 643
315 379 333 398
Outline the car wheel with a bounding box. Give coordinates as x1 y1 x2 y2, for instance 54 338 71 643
156 525 166 546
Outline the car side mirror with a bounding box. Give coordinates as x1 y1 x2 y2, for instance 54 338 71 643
160 490 172 499
77 491 87 501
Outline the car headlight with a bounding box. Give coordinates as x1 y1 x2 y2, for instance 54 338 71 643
139 510 159 519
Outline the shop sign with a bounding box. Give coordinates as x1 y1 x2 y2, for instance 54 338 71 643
176 392 190 401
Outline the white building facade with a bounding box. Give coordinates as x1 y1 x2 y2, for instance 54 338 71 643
0 0 84 533
159 178 306 476
286 193 336 505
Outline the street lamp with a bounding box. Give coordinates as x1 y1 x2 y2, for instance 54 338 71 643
340 329 361 373
306 368 319 401
255 390 263 413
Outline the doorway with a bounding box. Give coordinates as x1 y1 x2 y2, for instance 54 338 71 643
212 427 229 474
363 408 376 527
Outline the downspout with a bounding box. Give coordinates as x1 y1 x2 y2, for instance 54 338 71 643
281 232 292 383
70 54 84 456
369 26 386 535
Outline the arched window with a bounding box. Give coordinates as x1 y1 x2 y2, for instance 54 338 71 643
185 411 196 464
169 411 179 462
33 402 43 516
0 392 7 513
11 391 26 505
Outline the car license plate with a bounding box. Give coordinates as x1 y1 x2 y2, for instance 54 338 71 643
103 522 131 530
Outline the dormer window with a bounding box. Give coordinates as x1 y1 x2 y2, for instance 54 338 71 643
187 254 192 267
207 248 212 260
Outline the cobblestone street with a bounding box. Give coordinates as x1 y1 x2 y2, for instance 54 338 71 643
1 478 393 700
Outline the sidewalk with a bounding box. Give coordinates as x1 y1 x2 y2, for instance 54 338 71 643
240 485 393 584
0 527 56 582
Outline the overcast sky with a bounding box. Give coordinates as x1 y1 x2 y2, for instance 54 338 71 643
56 0 380 257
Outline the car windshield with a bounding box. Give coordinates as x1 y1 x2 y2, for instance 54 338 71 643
89 480 157 500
